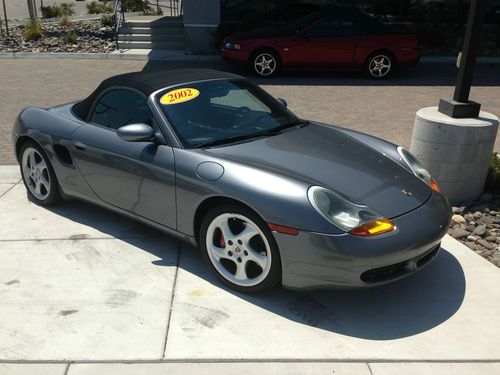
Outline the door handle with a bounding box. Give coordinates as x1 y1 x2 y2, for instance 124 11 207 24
73 141 87 151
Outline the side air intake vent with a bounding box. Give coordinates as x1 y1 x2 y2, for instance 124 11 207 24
53 144 73 165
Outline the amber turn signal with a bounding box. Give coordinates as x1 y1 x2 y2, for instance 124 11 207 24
348 219 395 237
430 178 440 193
268 223 299 235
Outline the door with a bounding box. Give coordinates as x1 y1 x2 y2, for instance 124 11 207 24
287 17 356 69
71 88 177 229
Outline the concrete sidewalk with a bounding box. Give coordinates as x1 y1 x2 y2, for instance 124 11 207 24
0 165 499 374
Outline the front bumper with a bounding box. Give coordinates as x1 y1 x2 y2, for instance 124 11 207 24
275 191 451 290
220 48 248 64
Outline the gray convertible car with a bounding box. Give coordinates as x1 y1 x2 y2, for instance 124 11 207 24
12 69 451 293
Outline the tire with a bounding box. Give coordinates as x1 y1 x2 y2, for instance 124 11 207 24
19 140 61 206
200 203 282 293
249 49 281 78
365 52 395 79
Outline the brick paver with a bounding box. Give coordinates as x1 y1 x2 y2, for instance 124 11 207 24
1 59 498 165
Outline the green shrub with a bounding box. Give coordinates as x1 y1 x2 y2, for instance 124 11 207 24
62 30 78 44
59 15 71 27
41 2 73 18
41 4 62 18
486 153 500 193
60 3 75 16
23 19 42 41
122 0 153 13
87 1 112 14
100 14 113 27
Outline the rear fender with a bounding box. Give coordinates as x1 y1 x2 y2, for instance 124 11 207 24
14 107 96 198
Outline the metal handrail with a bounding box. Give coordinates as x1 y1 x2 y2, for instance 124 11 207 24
112 0 124 33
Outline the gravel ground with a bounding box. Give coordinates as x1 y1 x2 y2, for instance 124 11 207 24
0 20 116 53
449 194 500 267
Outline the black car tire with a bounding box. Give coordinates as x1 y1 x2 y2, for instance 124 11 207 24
200 203 282 293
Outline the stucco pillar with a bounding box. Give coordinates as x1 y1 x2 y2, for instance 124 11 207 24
410 107 498 204
183 0 220 54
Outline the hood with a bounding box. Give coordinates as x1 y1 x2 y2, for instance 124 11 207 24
207 123 431 219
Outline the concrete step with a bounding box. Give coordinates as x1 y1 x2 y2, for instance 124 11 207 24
118 26 184 35
118 33 185 42
121 20 184 28
117 40 185 50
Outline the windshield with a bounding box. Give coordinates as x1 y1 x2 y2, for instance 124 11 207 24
156 79 300 148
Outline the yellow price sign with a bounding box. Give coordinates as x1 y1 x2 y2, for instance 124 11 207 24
160 88 200 105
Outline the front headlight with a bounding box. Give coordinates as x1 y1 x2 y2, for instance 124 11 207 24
224 42 242 50
397 147 440 192
307 186 394 236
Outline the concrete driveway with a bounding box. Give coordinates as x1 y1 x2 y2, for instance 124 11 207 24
0 165 499 374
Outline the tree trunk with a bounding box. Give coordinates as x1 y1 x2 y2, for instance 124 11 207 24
27 0 36 21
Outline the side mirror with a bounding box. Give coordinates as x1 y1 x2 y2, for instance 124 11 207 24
277 98 288 108
117 123 156 142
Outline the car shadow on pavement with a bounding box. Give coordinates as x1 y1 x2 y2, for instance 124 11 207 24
46 198 466 341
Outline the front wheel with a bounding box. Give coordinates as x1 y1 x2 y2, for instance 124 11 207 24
200 204 281 293
250 50 280 78
365 53 394 79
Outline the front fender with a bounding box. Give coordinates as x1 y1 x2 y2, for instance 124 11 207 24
174 149 341 237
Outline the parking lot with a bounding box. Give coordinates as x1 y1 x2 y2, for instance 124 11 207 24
1 59 499 165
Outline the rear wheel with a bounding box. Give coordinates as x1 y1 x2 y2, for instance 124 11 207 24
19 141 61 206
200 203 281 293
365 52 394 79
250 49 280 78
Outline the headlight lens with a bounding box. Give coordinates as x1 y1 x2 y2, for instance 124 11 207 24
307 186 394 236
224 42 242 50
397 147 440 192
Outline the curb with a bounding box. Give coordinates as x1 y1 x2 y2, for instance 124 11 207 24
421 56 500 64
0 51 221 61
1 51 499 63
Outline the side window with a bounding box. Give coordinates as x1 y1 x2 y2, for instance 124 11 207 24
90 89 153 130
303 18 354 38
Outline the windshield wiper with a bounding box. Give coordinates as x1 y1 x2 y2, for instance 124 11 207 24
195 129 282 149
271 119 310 132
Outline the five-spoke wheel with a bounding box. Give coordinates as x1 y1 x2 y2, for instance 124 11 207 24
200 204 281 293
251 50 280 77
366 53 394 79
20 141 61 205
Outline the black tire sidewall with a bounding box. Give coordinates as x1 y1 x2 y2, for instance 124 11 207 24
365 53 394 79
250 49 280 78
19 141 61 206
200 203 282 293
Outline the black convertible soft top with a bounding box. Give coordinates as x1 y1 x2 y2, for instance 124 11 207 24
73 69 242 121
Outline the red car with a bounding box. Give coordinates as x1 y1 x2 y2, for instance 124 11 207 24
221 7 421 79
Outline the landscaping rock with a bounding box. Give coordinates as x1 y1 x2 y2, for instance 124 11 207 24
451 214 466 224
474 225 487 236
0 20 116 53
449 195 499 268
450 228 470 239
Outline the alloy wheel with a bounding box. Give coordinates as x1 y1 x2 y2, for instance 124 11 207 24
368 54 392 78
21 147 51 200
205 213 272 287
254 53 277 77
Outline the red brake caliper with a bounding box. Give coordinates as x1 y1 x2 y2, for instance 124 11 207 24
219 233 225 247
